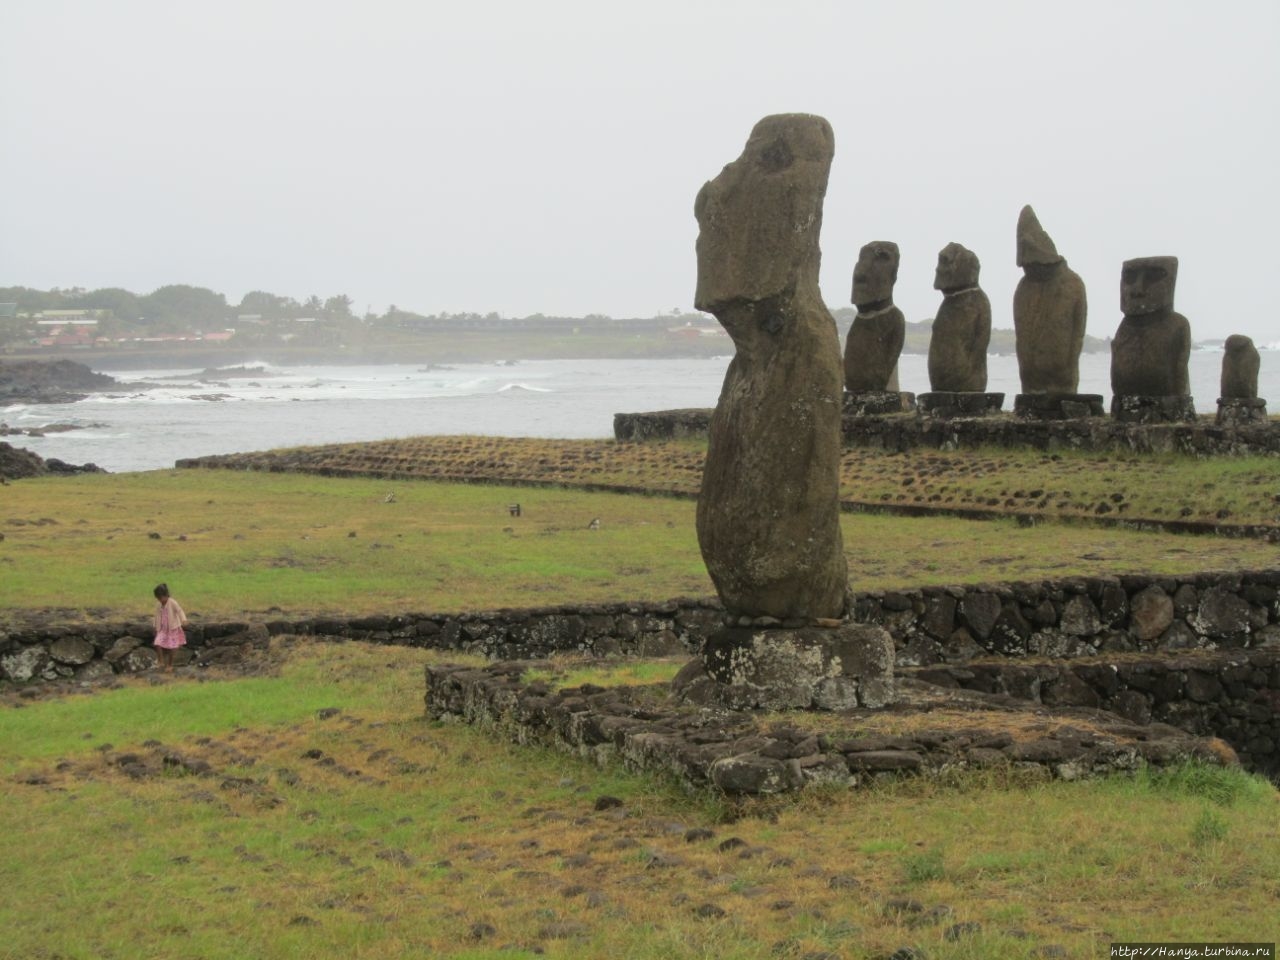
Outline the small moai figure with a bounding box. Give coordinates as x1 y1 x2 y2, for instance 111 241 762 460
843 240 913 414
921 242 1001 417
1217 334 1267 425
1011 205 1102 419
1110 256 1195 422
672 113 895 714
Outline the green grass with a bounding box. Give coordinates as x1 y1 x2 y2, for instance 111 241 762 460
4 470 1275 625
1 642 1277 959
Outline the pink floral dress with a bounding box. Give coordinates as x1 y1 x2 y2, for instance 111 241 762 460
154 599 187 649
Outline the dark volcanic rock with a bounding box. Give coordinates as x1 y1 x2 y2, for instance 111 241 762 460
0 359 121 406
693 113 848 620
1013 205 1087 394
928 243 991 392
0 441 104 479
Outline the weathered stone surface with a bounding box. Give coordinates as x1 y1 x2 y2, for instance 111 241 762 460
844 241 905 392
1129 585 1174 641
1 646 49 682
1057 595 1102 637
1012 393 1104 420
917 392 1004 418
843 390 915 416
1110 394 1197 424
1216 397 1268 427
1221 335 1261 399
677 624 896 711
1013 206 1087 394
613 409 711 442
1193 587 1252 638
1111 256 1192 400
694 113 847 620
958 593 1001 640
928 243 991 392
709 754 797 794
48 636 95 666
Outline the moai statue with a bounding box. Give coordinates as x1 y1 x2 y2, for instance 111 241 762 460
1110 257 1195 422
692 113 847 621
922 243 1001 416
843 241 913 415
674 113 894 713
1217 334 1267 425
1011 206 1102 419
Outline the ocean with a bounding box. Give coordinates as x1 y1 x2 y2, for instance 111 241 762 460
2 351 1275 474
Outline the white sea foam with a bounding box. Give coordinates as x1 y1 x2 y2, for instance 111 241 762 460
5 353 1276 473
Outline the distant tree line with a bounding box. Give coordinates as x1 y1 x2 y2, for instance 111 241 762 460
0 284 357 333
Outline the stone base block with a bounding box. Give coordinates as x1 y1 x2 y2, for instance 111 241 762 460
1111 394 1197 424
1216 397 1268 426
843 390 916 416
672 623 895 711
917 392 1004 418
1013 393 1105 420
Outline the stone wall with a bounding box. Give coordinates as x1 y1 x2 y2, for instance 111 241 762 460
5 573 1278 684
908 650 1280 779
611 407 1280 456
843 413 1280 456
852 569 1280 666
0 600 721 684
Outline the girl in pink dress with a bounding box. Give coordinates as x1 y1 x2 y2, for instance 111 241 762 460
153 583 188 673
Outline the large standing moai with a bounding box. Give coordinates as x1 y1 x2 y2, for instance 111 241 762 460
1011 205 1103 419
920 242 1002 417
1110 256 1196 423
1217 334 1267 425
843 241 914 415
674 113 894 715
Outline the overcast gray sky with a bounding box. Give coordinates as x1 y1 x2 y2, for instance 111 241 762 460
3 0 1277 344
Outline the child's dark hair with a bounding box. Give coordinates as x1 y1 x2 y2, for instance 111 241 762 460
153 583 170 600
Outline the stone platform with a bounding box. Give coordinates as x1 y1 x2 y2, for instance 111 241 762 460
1217 397 1268 426
424 659 1238 796
917 391 1005 418
672 622 895 711
1013 393 1105 420
1111 394 1197 424
843 390 916 416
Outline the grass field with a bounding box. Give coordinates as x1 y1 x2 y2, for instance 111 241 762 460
176 435 1280 528
2 641 1276 960
4 443 1279 958
3 469 1276 625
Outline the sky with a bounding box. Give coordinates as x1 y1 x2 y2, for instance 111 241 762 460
3 0 1278 344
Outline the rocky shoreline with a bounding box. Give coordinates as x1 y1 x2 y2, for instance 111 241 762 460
0 441 104 479
0 358 133 406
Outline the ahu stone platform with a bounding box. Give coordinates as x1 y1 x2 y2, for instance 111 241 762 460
613 408 1280 456
424 659 1241 796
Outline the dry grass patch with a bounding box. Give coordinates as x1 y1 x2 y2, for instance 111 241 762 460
177 435 1280 529
2 641 1276 960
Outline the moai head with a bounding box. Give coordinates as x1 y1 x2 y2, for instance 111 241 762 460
851 241 900 308
694 114 834 313
1016 205 1063 268
1120 257 1178 317
933 242 980 293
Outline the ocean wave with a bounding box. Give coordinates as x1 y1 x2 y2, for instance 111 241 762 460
498 383 552 394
